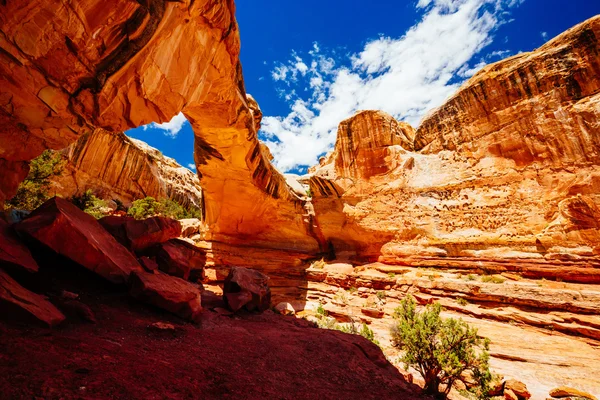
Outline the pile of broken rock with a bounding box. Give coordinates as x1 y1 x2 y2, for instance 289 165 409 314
0 197 271 327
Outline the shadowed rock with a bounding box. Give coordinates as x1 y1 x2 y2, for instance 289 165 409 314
15 198 143 284
0 219 38 274
0 268 65 327
129 270 202 322
224 267 271 312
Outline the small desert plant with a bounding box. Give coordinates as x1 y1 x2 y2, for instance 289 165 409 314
5 150 65 210
457 297 469 306
333 290 350 305
388 272 396 279
310 259 326 270
347 286 358 294
376 291 387 300
128 196 201 220
466 274 476 281
481 275 505 284
71 189 109 219
391 295 492 399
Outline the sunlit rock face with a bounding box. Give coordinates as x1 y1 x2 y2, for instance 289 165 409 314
414 15 600 166
49 128 203 209
0 0 319 253
308 16 600 278
334 110 415 181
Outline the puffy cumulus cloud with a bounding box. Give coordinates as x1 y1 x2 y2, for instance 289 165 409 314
143 112 188 138
187 163 197 171
261 0 523 172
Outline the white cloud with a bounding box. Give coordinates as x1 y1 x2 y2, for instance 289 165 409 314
262 0 523 172
541 31 548 40
143 112 187 138
187 163 196 171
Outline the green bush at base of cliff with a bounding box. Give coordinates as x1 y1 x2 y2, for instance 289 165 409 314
71 189 109 219
5 150 66 211
128 196 202 220
391 295 492 399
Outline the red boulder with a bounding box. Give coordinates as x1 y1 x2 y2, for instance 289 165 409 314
0 219 38 274
99 216 182 252
129 270 202 322
145 239 205 281
0 268 65 327
223 267 271 312
15 197 143 285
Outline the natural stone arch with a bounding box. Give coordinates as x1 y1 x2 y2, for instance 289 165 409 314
0 0 322 253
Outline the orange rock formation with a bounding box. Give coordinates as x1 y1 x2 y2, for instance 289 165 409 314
309 16 600 282
0 0 320 253
50 128 203 209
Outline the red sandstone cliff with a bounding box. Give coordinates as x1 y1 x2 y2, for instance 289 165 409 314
308 16 600 275
0 0 320 253
50 128 203 209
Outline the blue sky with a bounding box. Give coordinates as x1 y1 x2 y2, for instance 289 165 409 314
127 0 600 175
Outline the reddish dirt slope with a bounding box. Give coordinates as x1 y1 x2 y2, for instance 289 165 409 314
0 256 424 400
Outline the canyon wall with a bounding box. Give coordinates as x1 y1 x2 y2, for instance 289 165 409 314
50 128 203 209
308 16 600 281
0 0 320 253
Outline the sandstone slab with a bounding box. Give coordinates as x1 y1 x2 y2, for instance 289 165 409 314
99 216 181 252
0 268 64 327
15 198 143 284
224 267 271 312
0 219 38 274
549 387 597 400
145 239 206 281
129 271 202 322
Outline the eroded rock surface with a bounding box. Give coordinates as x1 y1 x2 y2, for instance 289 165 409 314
15 198 143 284
308 16 600 278
52 129 203 209
0 0 319 253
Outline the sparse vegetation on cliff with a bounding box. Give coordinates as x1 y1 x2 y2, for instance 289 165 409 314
5 150 65 211
71 190 109 219
128 196 201 220
391 295 492 399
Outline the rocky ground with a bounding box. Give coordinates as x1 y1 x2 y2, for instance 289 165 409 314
222 259 600 399
0 263 423 400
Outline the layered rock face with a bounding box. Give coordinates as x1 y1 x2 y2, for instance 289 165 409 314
309 16 600 277
50 128 203 209
264 16 600 398
415 17 600 166
0 0 319 253
334 110 414 180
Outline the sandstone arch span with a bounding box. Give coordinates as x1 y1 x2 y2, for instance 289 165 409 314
0 0 322 253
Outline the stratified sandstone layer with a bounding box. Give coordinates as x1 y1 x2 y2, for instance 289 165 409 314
308 16 600 279
414 18 600 165
0 0 320 253
50 128 203 209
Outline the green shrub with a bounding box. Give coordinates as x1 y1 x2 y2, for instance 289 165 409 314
128 196 201 220
481 275 505 284
391 295 491 399
128 197 161 219
5 150 65 210
388 272 396 279
71 189 108 219
466 274 476 281
457 297 469 306
376 291 386 300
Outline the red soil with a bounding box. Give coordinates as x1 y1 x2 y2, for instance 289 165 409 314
0 256 425 400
